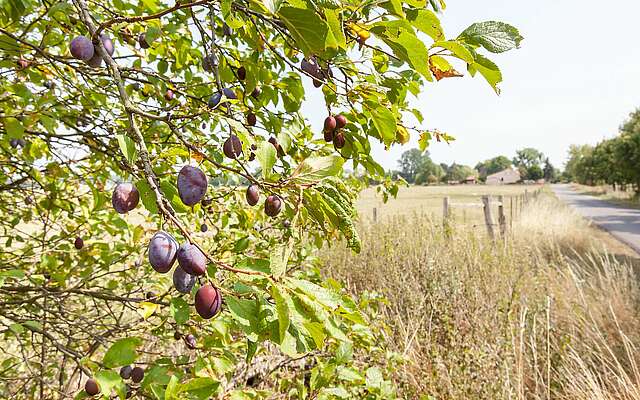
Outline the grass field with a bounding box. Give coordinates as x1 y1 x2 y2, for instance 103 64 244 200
571 183 640 209
321 185 640 399
357 184 539 225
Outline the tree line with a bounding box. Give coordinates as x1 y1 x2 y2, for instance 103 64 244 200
564 109 640 193
394 147 557 184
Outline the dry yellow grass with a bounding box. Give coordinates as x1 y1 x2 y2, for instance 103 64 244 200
571 183 639 209
321 186 640 399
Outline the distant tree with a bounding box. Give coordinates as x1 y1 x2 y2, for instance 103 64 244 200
564 144 595 184
444 163 478 182
475 156 512 180
513 148 545 180
542 158 557 182
398 149 426 183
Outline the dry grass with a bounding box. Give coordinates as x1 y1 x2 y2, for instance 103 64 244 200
571 184 640 209
321 186 640 399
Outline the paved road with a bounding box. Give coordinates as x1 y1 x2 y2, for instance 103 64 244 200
552 184 640 254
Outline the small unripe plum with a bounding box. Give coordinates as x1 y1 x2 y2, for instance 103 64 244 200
200 223 208 232
177 165 207 206
268 137 285 157
248 152 255 162
131 366 144 383
201 197 212 207
86 53 103 68
323 130 334 143
324 116 336 132
43 80 55 89
120 365 132 379
173 331 181 340
223 23 232 36
251 87 261 98
335 114 347 129
145 291 155 300
222 88 237 99
112 183 139 214
100 34 115 56
208 92 222 108
195 284 222 319
237 66 246 80
185 333 197 349
333 132 346 149
85 378 100 396
313 78 323 88
9 139 19 148
164 89 174 101
172 265 196 293
138 33 150 49
246 185 260 206
251 143 257 151
247 112 257 126
264 195 282 217
177 243 207 276
16 58 29 70
70 36 94 61
74 237 84 250
202 54 215 72
148 231 178 273
223 135 242 159
283 220 291 228
301 58 319 77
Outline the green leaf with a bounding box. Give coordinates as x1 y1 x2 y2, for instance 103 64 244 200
278 7 333 55
263 0 283 14
368 105 397 146
271 285 291 344
406 9 443 40
325 9 346 49
179 377 220 399
170 297 189 325
458 21 523 53
135 179 158 214
145 26 162 44
256 141 277 179
291 155 344 183
468 54 502 94
103 337 142 368
165 375 180 400
95 370 126 398
365 367 383 389
3 117 24 139
418 131 432 151
381 31 431 79
303 321 326 348
432 40 474 63
116 134 137 165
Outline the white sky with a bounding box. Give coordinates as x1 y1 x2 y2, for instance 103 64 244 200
302 0 640 172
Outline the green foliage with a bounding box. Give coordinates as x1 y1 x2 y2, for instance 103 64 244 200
475 155 511 180
565 109 640 190
0 0 520 397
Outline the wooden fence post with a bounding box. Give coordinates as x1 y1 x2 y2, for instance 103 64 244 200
510 196 514 231
481 195 495 240
372 207 377 223
524 189 529 204
498 195 506 238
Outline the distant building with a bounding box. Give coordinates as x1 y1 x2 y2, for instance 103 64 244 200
462 176 477 184
486 168 520 185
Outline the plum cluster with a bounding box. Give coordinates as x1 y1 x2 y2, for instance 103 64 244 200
323 114 348 149
245 185 282 217
300 56 330 88
69 35 114 68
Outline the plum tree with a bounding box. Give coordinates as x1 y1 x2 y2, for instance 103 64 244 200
173 265 196 293
70 36 94 60
195 284 222 319
177 166 207 206
119 365 132 379
131 367 144 383
1 0 522 397
111 183 139 214
85 378 99 396
74 237 84 250
148 231 178 273
177 243 207 275
223 135 242 159
264 195 282 217
246 185 260 206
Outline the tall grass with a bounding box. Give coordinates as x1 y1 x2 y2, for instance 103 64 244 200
321 192 640 399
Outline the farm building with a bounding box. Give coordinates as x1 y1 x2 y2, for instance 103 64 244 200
486 168 520 185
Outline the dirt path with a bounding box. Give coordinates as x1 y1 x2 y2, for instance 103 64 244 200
552 184 640 254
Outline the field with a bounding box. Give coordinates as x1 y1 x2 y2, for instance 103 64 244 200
571 183 640 209
357 184 537 224
321 185 640 399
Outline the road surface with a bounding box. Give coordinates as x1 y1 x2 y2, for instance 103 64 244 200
552 184 640 255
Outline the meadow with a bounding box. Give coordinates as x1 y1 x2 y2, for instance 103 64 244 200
321 185 640 399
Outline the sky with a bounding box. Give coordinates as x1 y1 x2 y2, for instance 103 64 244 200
303 0 640 172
